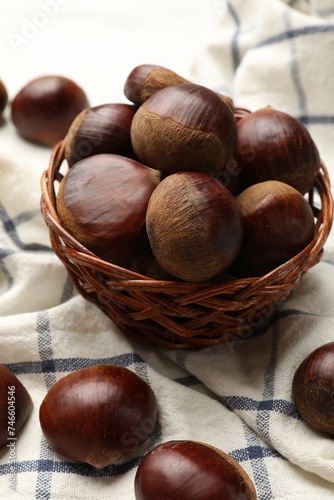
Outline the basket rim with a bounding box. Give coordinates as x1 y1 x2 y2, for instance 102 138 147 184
40 138 334 295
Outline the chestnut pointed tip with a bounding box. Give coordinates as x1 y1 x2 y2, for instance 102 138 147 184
85 453 118 470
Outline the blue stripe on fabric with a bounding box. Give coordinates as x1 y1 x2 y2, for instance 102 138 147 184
256 323 280 444
0 259 14 292
227 1 242 70
4 352 146 375
298 115 334 124
174 375 201 387
242 424 273 499
36 310 57 500
37 311 57 387
0 440 283 480
253 24 334 49
284 8 308 119
0 457 141 477
175 349 190 370
224 395 300 419
0 248 17 258
13 209 43 226
0 202 52 252
230 444 281 463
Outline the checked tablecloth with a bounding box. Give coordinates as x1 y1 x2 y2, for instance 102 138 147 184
1 0 334 498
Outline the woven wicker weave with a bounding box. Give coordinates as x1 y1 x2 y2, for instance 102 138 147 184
40 139 333 349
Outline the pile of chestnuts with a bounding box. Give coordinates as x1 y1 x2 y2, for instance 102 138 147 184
1 66 322 282
0 65 330 498
50 63 320 283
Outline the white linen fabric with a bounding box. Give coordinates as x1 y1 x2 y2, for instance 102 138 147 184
0 1 334 499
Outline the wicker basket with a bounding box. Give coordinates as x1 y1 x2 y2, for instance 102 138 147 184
40 139 333 349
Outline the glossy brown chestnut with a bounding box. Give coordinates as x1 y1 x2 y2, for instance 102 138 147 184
64 103 136 167
56 154 161 266
0 80 8 114
234 180 315 276
124 64 234 109
234 106 321 194
131 249 175 281
39 364 158 468
11 75 89 146
214 155 240 196
130 83 237 176
292 342 334 435
134 440 257 500
146 172 243 282
0 365 33 448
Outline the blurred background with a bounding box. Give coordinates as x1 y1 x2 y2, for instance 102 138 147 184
0 0 219 170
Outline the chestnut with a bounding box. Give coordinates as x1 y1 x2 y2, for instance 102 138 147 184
130 249 175 280
124 64 234 109
11 75 89 146
64 103 136 167
146 171 243 282
234 180 315 276
234 106 321 194
292 342 334 435
130 83 237 176
124 64 188 106
56 154 161 266
0 365 33 448
214 155 240 196
39 364 158 468
0 80 8 114
134 440 257 499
